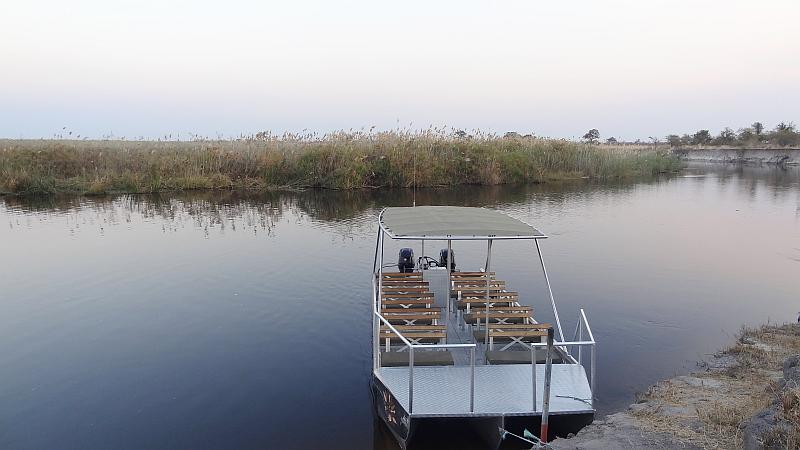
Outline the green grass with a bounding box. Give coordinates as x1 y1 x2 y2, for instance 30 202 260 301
0 131 682 196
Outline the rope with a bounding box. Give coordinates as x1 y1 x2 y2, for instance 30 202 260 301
556 394 593 406
499 427 551 449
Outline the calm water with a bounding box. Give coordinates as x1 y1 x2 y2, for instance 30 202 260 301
1 163 798 450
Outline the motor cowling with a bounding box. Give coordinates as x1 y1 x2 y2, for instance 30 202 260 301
439 249 456 272
398 248 415 273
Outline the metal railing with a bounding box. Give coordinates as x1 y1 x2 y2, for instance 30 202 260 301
373 273 478 414
565 308 596 399
374 310 477 414
372 276 596 422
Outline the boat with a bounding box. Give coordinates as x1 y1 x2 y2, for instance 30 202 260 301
370 206 596 449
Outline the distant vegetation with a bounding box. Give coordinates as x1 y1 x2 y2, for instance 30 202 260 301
666 121 799 148
0 131 681 196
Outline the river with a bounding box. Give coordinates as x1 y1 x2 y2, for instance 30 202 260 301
0 163 798 449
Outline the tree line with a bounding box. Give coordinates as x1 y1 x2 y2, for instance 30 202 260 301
578 122 799 147
665 122 798 147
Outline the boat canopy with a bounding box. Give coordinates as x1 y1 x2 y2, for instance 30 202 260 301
379 206 546 240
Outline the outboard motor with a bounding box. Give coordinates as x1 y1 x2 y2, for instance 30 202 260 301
398 248 415 273
439 249 456 272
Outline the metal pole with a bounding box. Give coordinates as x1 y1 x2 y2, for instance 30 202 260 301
534 240 565 342
578 321 583 364
531 345 537 412
541 328 554 442
447 239 452 317
374 313 380 369
470 346 475 412
484 240 493 346
409 346 414 414
421 240 424 266
378 231 385 312
591 344 596 403
373 226 381 274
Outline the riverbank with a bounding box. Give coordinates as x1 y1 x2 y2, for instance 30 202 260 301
674 147 800 165
0 133 681 196
553 323 800 449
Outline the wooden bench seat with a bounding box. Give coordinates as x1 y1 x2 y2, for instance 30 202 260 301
382 307 441 314
483 323 551 330
452 280 505 287
473 329 547 343
380 325 446 332
383 272 422 278
456 299 516 310
455 292 518 300
454 288 516 295
380 329 446 339
383 310 441 325
380 322 446 349
382 287 431 293
451 271 495 277
382 298 434 308
456 291 518 298
473 324 552 350
382 292 435 299
382 280 429 286
453 284 506 291
380 331 446 340
464 310 532 325
464 305 532 313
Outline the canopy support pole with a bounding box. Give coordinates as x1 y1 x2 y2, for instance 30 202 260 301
484 239 493 346
535 240 564 342
446 239 452 317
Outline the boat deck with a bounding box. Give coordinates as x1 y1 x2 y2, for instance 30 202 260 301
375 364 593 417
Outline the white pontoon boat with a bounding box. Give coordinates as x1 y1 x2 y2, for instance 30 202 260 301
370 206 596 449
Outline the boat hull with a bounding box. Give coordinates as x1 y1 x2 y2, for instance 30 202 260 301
371 376 414 449
372 375 594 449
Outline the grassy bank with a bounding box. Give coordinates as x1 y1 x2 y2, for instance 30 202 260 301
632 323 800 448
0 132 681 196
554 322 800 450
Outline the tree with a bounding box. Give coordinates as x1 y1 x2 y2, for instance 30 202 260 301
605 137 618 144
752 122 764 137
713 127 736 145
582 129 600 143
666 134 682 147
771 122 798 147
737 128 755 145
691 130 712 145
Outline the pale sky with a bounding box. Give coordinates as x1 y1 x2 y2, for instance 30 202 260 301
2 0 798 140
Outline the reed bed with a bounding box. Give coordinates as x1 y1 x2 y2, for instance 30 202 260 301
0 131 681 195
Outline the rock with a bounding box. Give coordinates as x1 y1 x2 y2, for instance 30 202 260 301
741 408 779 450
783 355 800 386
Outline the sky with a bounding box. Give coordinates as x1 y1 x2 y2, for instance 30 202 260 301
1 0 798 140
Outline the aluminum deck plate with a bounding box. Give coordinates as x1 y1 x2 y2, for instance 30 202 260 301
375 364 593 417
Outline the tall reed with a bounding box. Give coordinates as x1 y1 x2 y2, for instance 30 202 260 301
0 131 681 195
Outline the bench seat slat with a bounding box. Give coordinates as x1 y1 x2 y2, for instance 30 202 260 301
486 323 552 329
382 307 441 314
465 311 532 320
380 325 445 331
383 272 422 278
